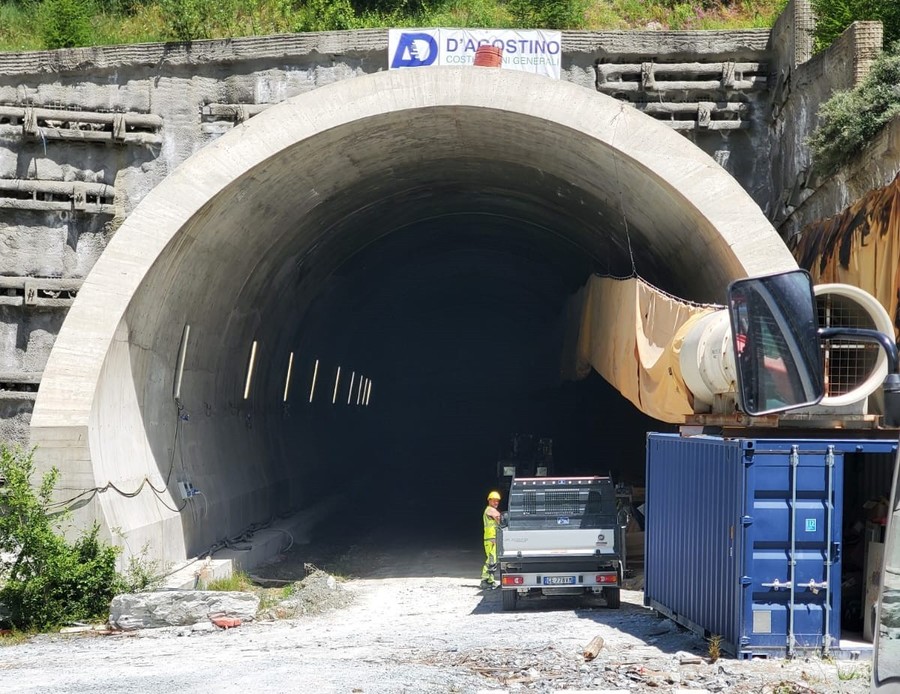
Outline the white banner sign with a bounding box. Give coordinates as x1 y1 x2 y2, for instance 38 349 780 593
388 28 562 80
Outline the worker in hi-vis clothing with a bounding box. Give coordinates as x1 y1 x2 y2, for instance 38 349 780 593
481 490 502 589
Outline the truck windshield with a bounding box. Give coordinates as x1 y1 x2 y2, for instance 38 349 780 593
508 478 617 529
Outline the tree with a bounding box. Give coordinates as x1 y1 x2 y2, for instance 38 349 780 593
39 0 96 49
812 0 900 50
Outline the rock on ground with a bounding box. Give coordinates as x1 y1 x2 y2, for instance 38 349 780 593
108 590 259 630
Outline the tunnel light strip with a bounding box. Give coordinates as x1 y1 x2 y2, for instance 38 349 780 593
283 352 294 403
332 366 342 405
356 375 364 405
347 371 356 405
309 359 320 403
173 324 191 404
243 340 258 400
365 379 372 406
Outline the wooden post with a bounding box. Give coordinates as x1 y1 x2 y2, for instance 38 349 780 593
582 635 605 660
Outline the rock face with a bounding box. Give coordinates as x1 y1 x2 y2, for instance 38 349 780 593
109 591 259 630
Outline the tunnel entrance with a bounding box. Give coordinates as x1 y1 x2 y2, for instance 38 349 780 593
30 68 795 570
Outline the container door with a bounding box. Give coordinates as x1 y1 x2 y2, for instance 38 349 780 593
741 444 843 656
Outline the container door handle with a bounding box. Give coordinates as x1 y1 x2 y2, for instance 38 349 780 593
761 578 793 590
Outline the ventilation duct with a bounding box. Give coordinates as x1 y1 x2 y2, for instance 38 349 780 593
814 283 894 410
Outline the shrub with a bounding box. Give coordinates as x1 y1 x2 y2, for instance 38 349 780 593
296 0 357 31
0 446 121 630
38 0 97 49
505 0 588 29
352 0 435 15
812 0 900 51
95 0 149 14
158 0 235 41
1 526 119 629
115 542 163 593
808 42 900 176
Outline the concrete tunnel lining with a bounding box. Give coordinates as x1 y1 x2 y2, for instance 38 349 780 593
30 67 798 568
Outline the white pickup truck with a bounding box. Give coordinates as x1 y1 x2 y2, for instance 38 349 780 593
497 476 623 611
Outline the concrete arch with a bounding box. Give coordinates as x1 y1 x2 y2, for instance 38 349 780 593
30 68 796 566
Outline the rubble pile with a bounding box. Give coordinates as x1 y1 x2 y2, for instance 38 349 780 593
415 640 869 692
262 569 353 620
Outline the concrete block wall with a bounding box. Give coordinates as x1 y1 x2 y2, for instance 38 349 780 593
769 11 885 236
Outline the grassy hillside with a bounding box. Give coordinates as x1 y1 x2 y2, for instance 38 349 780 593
0 0 787 52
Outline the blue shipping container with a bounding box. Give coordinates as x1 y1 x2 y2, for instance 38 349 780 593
645 433 897 659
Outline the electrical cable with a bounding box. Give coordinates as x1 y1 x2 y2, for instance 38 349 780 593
194 491 209 520
610 103 638 278
199 512 296 559
267 527 295 553
47 400 188 512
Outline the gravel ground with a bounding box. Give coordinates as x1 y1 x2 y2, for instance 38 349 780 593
0 545 872 693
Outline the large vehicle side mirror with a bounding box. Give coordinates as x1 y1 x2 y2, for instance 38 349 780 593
727 269 900 693
727 270 900 421
726 270 825 415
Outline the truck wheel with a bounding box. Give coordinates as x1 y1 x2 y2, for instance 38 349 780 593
501 589 518 611
605 587 621 609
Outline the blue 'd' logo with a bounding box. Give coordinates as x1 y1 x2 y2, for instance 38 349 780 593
391 33 438 68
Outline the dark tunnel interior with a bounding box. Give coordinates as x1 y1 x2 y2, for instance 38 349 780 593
289 214 673 550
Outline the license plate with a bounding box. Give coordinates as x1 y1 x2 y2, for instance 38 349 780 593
543 576 576 585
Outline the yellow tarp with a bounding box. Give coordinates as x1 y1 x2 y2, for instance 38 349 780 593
564 275 716 423
791 173 900 339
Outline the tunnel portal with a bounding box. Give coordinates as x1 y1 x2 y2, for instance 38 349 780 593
30 68 796 567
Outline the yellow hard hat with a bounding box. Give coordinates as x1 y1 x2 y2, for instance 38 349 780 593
487 491 501 501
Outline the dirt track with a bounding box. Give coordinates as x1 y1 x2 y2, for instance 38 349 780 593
0 544 872 693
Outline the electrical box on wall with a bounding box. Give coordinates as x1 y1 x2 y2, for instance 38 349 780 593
177 481 198 500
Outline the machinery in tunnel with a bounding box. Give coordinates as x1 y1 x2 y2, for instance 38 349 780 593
28 67 808 572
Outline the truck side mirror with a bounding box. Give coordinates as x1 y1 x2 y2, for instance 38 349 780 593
727 270 825 415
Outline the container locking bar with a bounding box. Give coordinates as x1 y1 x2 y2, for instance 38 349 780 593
787 445 799 659
761 578 793 589
822 445 835 657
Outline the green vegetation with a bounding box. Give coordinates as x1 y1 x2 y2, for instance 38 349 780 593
0 446 154 631
812 0 900 52
0 0 790 51
707 633 722 662
836 662 869 681
206 569 255 592
808 42 900 176
0 0 896 56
